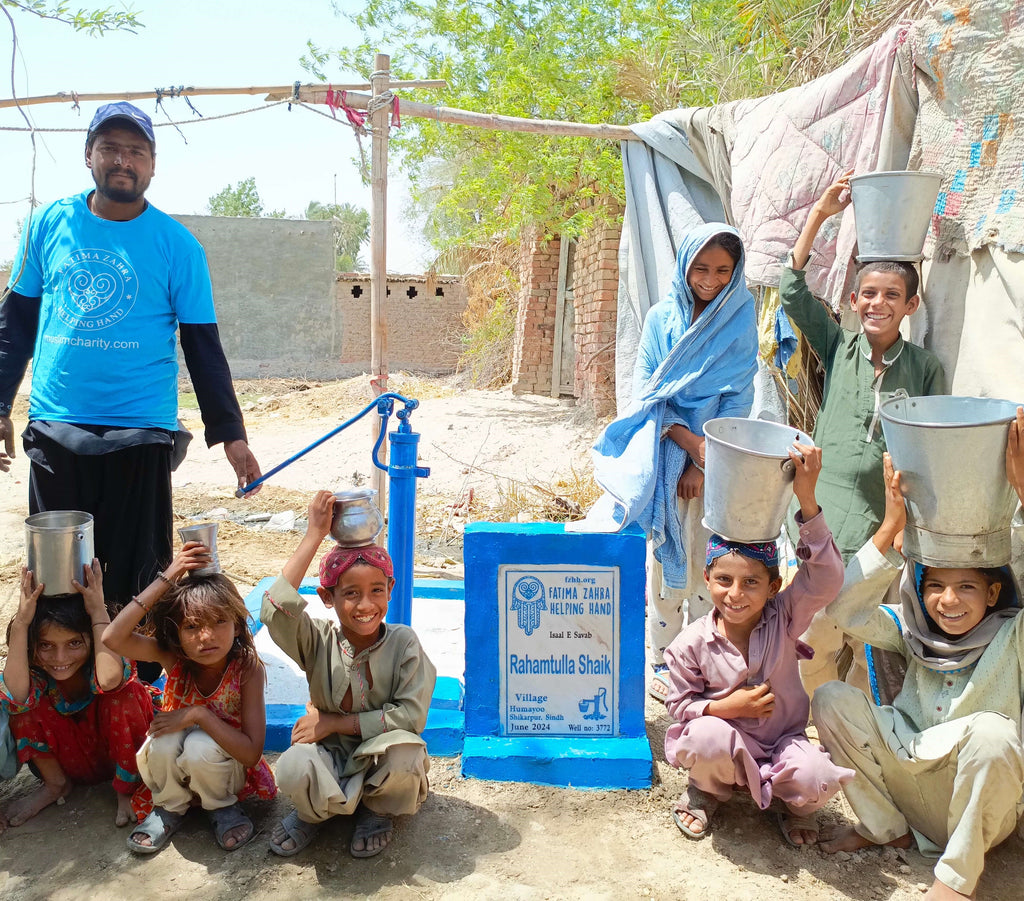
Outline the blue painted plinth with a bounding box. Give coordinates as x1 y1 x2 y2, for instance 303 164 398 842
462 736 653 789
462 522 652 789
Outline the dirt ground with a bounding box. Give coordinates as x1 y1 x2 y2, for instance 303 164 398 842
1 375 1022 900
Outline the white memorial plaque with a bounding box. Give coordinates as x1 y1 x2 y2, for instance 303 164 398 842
498 564 619 736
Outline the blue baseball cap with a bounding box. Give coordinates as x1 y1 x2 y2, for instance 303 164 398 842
87 102 156 146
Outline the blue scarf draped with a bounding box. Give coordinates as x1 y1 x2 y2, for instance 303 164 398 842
582 223 758 589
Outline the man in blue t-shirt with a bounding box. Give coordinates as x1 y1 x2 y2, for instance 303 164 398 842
0 102 261 617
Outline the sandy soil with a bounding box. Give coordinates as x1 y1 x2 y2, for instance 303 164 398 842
0 375 1021 900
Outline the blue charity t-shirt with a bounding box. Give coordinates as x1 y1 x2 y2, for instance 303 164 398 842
10 190 216 430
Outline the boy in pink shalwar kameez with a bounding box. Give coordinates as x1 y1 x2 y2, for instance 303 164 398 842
664 443 854 845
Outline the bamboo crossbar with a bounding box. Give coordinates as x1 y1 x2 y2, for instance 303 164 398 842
0 81 449 111
281 86 640 140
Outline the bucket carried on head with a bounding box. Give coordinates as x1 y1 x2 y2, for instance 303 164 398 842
25 511 95 596
702 418 813 543
178 522 222 576
850 170 942 261
879 395 1020 567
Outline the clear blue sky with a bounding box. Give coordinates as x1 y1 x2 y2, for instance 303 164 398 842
0 0 430 271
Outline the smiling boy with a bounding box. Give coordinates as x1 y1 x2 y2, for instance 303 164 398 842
781 173 945 695
261 491 436 859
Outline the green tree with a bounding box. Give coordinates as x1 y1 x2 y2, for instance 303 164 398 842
305 201 370 271
1 1 140 34
206 177 284 218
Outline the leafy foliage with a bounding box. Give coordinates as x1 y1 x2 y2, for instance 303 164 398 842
206 177 284 219
1 1 140 34
304 200 370 271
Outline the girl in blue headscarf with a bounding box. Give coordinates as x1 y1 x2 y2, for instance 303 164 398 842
581 224 758 702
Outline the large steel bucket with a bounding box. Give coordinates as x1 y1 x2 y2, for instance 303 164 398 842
703 418 813 543
850 171 942 261
25 511 95 596
879 395 1019 566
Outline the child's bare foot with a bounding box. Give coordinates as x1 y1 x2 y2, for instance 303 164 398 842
818 823 912 853
2 780 72 829
778 810 818 845
923 877 973 900
115 793 135 827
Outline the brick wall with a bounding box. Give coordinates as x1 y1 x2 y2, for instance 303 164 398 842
572 220 621 418
337 274 467 375
510 232 560 395
509 210 623 418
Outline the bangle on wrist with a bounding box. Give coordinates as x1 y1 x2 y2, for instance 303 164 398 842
91 620 110 627
156 571 175 586
132 596 151 613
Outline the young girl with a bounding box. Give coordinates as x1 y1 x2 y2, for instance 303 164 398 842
0 561 153 832
579 224 758 703
104 541 275 855
813 410 1024 901
664 445 854 844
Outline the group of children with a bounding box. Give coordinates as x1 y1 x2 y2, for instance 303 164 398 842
0 490 435 860
637 173 1024 901
3 171 1024 899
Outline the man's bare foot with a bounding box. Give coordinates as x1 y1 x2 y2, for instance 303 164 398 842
2 780 72 830
818 823 912 853
115 793 135 827
923 877 973 900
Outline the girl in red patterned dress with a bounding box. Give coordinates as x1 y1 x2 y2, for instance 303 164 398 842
104 541 275 855
0 561 153 833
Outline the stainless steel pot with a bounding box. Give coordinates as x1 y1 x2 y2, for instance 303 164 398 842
25 511 95 596
331 488 384 547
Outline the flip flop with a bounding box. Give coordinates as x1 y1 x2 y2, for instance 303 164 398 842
209 802 254 852
648 666 671 704
127 807 186 855
350 807 393 858
777 810 819 847
269 808 321 857
671 786 718 840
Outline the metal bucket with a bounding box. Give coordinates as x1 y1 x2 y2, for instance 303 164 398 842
850 171 942 261
178 522 221 576
331 488 384 548
879 395 1019 566
702 418 813 543
25 511 95 596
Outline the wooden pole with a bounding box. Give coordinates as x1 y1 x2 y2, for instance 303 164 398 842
369 54 391 521
0 80 447 111
285 87 640 140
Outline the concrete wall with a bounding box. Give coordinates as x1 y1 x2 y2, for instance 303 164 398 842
336 274 467 375
175 215 340 379
175 216 466 379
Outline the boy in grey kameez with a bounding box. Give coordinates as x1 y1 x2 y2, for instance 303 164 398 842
264 491 436 858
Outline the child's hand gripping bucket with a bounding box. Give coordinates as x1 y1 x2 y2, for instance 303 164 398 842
879 395 1020 567
702 418 813 543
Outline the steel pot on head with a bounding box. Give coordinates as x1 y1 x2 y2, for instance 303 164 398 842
702 418 814 543
880 394 1020 567
177 522 222 576
331 488 384 547
25 511 95 596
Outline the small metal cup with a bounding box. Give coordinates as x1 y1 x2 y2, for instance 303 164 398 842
177 522 221 576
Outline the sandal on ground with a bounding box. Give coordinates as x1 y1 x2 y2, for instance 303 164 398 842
777 810 819 847
671 786 719 840
648 665 671 704
269 808 321 857
127 807 187 855
350 807 393 858
209 802 254 852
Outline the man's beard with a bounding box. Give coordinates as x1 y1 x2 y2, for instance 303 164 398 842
95 173 143 204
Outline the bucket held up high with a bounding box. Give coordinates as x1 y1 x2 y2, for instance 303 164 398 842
849 170 942 262
703 418 813 543
25 511 95 596
879 395 1020 567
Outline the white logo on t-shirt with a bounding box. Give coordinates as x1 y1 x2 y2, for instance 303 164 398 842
54 248 138 331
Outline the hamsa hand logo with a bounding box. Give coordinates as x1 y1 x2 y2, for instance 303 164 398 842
510 576 546 636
